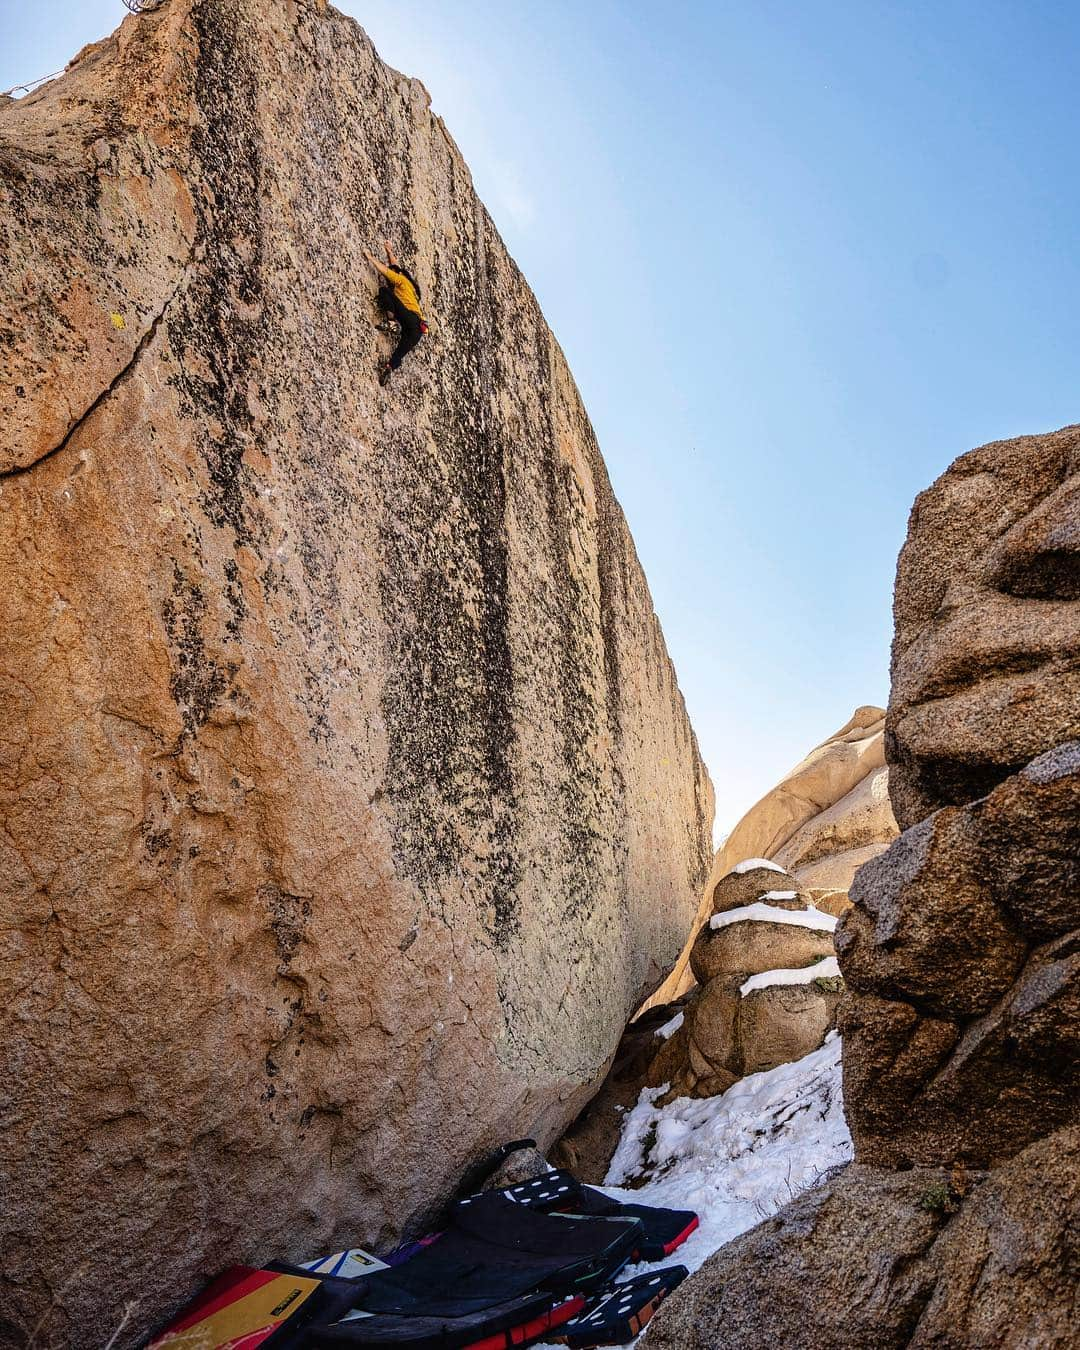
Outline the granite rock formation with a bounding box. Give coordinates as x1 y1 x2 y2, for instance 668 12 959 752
839 742 1079 1167
645 1127 1080 1350
887 426 1080 829
652 707 896 1006
721 706 895 884
0 3 713 1344
646 864 842 1100
840 429 1080 1169
644 428 1080 1348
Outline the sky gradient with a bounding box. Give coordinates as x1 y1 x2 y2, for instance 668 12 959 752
4 1 1077 833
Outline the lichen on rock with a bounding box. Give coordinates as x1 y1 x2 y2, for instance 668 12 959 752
0 3 713 1344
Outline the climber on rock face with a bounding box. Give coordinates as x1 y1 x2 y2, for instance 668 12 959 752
363 239 427 385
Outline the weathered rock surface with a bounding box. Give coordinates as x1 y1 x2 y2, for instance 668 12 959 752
776 765 895 890
709 863 808 916
651 707 897 1005
837 428 1080 1171
720 707 890 868
839 741 1080 1168
644 1126 1080 1350
646 865 842 1099
550 1003 686 1183
689 912 833 985
0 3 713 1344
887 426 1080 830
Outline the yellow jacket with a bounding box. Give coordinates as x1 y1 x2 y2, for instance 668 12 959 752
385 266 423 318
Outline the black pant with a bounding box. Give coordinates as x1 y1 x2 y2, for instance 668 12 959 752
378 286 424 370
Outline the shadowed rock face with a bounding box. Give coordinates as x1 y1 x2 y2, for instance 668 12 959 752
839 743 1080 1167
887 427 1080 830
0 2 712 1343
645 1127 1080 1350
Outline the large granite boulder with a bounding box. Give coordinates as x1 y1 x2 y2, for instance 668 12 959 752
839 741 1080 1168
0 3 713 1344
777 764 895 890
644 1126 1080 1350
690 914 834 985
887 426 1080 829
839 429 1080 1168
682 974 842 1088
708 863 808 915
651 708 897 1006
646 865 842 1099
721 706 890 868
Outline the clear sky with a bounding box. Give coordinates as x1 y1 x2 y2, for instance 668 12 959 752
4 1 1078 833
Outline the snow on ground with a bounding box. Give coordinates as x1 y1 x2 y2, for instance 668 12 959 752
654 1010 684 1040
710 901 836 932
731 857 786 874
604 1035 850 1272
740 955 841 996
535 1036 850 1346
759 888 797 901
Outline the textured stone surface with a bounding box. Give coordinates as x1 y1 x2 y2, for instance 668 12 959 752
686 975 841 1088
550 1003 685 1184
839 427 1080 1170
689 914 834 986
644 864 841 1100
643 1127 1080 1350
838 744 1080 1169
0 3 713 1344
708 864 807 916
775 765 895 887
887 426 1080 830
651 708 896 1007
720 705 889 867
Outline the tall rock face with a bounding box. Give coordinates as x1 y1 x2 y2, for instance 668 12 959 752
0 3 713 1344
646 429 1079 1349
842 427 1080 1168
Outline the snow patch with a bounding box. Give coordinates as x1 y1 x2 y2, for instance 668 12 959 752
655 1011 684 1040
710 902 837 933
731 857 786 874
603 1038 851 1271
740 956 841 997
536 1039 851 1347
760 889 797 901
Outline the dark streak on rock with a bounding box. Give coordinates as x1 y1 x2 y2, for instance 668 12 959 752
161 561 228 735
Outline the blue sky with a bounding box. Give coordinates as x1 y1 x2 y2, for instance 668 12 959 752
4 2 1078 832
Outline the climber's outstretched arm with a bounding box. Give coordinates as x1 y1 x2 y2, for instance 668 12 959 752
364 249 393 280
383 239 398 266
